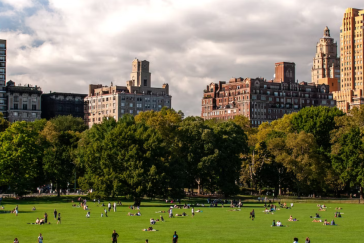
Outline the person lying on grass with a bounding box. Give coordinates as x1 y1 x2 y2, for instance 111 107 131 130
288 215 298 221
319 208 326 211
271 220 286 227
155 211 166 213
128 212 134 216
312 219 322 222
143 227 157 231
323 219 330 225
335 207 343 210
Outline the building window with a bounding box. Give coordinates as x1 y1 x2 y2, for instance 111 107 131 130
32 105 36 110
13 112 18 116
144 79 147 86
130 110 133 114
121 109 124 114
129 103 133 107
14 96 19 102
14 104 18 109
137 103 142 108
23 104 27 110
121 103 125 106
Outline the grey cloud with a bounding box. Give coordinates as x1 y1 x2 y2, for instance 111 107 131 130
0 0 362 116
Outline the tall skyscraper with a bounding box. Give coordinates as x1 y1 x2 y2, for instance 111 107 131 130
311 26 340 92
0 39 7 116
334 8 364 112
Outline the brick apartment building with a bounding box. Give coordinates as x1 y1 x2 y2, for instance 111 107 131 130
84 59 171 127
201 62 336 126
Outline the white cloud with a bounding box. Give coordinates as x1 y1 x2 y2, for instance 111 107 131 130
1 0 35 10
0 0 362 116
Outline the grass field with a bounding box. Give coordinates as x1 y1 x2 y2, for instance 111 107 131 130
0 197 361 243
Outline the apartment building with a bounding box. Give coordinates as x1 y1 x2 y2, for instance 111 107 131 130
201 62 336 127
0 40 7 116
85 59 171 127
311 26 340 92
334 8 364 112
41 92 87 120
6 80 42 122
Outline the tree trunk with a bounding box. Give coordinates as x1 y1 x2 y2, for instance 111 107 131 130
57 183 60 197
360 186 363 200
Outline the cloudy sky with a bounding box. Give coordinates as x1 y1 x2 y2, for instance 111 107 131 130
0 0 362 116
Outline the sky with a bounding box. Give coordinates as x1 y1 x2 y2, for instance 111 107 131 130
0 0 362 116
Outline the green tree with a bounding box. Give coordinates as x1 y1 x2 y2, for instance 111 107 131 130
291 106 343 150
0 112 9 132
0 121 46 195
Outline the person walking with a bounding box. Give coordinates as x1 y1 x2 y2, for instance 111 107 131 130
57 213 61 224
44 213 48 223
191 207 194 217
108 202 111 212
114 202 116 212
172 231 178 243
251 209 255 221
38 233 43 243
111 230 119 243
53 209 57 220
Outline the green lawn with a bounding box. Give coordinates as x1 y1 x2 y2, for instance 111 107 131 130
0 197 361 242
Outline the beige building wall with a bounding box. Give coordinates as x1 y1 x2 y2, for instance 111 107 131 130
335 8 364 112
311 26 340 92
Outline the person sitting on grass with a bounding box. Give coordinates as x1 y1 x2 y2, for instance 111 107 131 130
136 211 141 216
101 213 103 217
143 227 156 231
39 218 44 225
36 218 40 225
331 219 336 226
277 221 282 227
315 213 320 218
312 219 322 222
305 237 311 243
182 212 187 216
160 215 164 222
293 237 299 243
150 218 156 225
271 220 276 227
32 207 36 211
86 211 90 218
13 238 19 243
335 212 342 218
323 219 330 225
264 208 269 214
288 215 293 221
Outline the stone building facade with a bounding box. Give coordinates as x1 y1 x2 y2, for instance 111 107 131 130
0 39 7 116
41 92 87 120
6 80 42 122
311 26 340 92
85 59 171 127
334 8 364 112
201 62 336 127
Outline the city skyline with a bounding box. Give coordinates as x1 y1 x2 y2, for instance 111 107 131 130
0 0 362 116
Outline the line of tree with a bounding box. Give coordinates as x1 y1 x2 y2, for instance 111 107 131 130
0 105 364 202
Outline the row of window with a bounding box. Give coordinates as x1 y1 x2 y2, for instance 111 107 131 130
13 104 37 110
